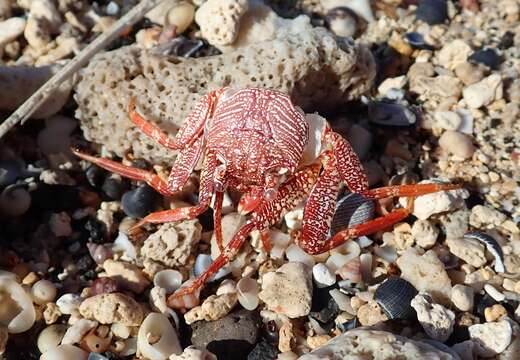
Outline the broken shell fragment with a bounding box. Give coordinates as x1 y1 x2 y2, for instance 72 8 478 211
336 257 362 283
137 313 182 360
375 277 418 320
153 270 183 294
463 231 505 273
329 193 374 237
236 277 259 310
0 273 36 333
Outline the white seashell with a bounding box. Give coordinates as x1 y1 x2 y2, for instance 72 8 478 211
0 274 36 333
153 270 183 294
111 232 137 260
137 313 182 360
237 278 259 311
323 0 374 22
31 279 57 305
336 257 362 283
193 254 231 281
61 318 97 345
356 236 373 248
285 243 315 268
56 293 82 315
312 263 336 288
216 279 237 295
40 344 88 360
329 289 355 314
37 324 68 353
111 323 131 339
373 244 398 263
302 113 326 165
326 241 361 272
484 284 505 302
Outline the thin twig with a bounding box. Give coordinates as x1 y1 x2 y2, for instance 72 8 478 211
0 0 163 139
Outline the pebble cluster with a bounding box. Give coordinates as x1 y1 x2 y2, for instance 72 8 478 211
0 0 519 359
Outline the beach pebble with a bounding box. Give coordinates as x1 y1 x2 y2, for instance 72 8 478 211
438 131 476 159
439 209 469 239
396 249 452 305
56 293 81 315
0 17 26 47
346 124 373 161
357 301 388 326
437 40 472 70
484 304 507 322
37 324 67 353
446 237 487 267
49 212 72 237
285 244 315 268
146 1 194 34
191 309 259 358
326 7 358 38
121 185 161 218
169 346 217 360
451 284 474 311
79 293 143 326
433 111 462 131
378 75 407 97
0 185 31 216
411 293 455 341
141 220 201 267
484 284 506 302
312 263 336 288
401 180 469 220
468 49 502 70
194 0 248 45
411 220 439 248
463 74 503 109
184 292 238 324
31 279 57 305
40 344 87 360
469 320 512 357
259 262 312 318
300 329 456 359
24 0 61 49
454 62 485 85
415 0 448 25
61 318 97 345
469 205 507 228
102 259 150 294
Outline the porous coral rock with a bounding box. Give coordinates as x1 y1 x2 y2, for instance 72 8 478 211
411 293 455 342
169 346 217 360
184 293 238 325
258 262 312 318
446 237 487 268
74 28 375 164
79 293 143 326
469 320 513 357
102 259 150 294
141 220 201 268
300 329 456 359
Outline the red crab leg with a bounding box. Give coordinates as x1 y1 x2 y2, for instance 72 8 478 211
71 149 175 196
361 182 461 200
167 135 204 192
129 151 218 232
167 163 322 302
128 89 225 150
213 191 224 253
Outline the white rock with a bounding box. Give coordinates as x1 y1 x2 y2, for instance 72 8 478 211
411 220 439 249
469 321 512 357
169 346 217 360
484 284 506 302
103 259 150 294
147 0 195 33
184 293 237 324
411 293 455 341
463 74 503 109
259 262 312 318
300 329 456 359
400 180 469 220
437 40 472 70
470 205 507 228
451 284 474 311
396 248 452 305
61 318 97 345
434 111 462 131
438 131 476 159
194 0 249 45
446 237 487 267
378 76 407 96
0 17 26 47
56 293 82 315
312 263 336 288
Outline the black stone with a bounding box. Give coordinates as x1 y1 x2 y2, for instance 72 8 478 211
191 309 260 359
0 158 26 187
76 254 95 272
31 184 81 212
475 293 497 318
468 49 503 70
102 177 124 200
498 31 514 50
310 297 340 324
84 218 105 243
247 340 279 360
85 165 106 188
416 0 448 25
121 185 161 218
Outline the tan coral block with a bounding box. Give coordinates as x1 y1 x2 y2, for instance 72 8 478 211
79 293 143 326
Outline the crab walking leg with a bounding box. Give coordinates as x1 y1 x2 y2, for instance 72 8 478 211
129 152 218 231
167 135 204 192
361 182 462 199
168 163 322 303
213 191 224 253
71 148 175 196
128 88 226 150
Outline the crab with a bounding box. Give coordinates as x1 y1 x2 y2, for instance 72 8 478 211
73 87 460 308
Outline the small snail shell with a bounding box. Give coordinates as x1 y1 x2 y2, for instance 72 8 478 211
137 313 182 359
153 270 183 294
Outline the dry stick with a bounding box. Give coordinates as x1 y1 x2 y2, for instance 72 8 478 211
0 0 163 139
